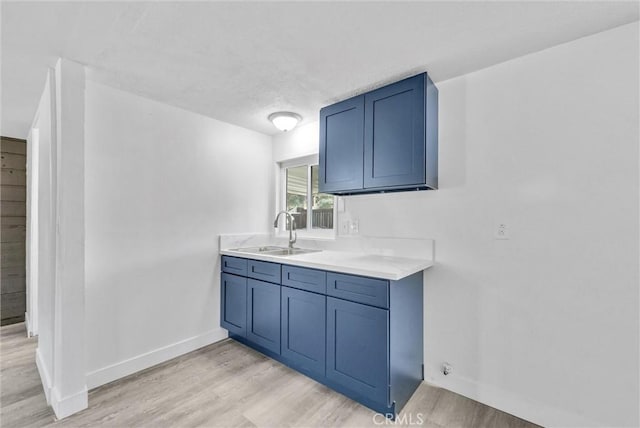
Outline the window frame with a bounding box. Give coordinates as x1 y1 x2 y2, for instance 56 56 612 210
277 154 337 239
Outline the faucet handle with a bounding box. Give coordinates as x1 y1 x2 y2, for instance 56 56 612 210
288 215 297 248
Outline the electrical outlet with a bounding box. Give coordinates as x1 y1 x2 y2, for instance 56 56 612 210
340 219 350 235
443 362 453 376
495 223 510 240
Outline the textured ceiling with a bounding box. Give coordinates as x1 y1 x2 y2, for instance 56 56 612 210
1 1 638 138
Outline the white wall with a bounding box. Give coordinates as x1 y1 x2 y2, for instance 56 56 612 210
32 69 56 405
51 58 87 418
272 23 639 428
84 82 273 387
29 59 88 419
273 121 319 163
25 125 39 337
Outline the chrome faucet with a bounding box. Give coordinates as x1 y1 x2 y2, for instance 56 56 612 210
273 211 297 248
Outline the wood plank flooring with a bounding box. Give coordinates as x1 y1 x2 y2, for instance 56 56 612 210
1 136 27 326
0 323 540 427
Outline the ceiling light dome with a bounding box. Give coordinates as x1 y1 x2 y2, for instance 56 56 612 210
268 112 302 132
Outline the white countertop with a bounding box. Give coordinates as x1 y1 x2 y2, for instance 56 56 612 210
220 248 433 280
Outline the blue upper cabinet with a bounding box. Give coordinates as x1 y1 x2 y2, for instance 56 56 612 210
319 95 365 193
364 74 428 189
319 73 438 195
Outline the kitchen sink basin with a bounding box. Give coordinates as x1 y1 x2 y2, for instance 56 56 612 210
230 246 285 254
230 246 321 256
261 248 321 256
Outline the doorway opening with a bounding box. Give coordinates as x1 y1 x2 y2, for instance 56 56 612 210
1 136 27 326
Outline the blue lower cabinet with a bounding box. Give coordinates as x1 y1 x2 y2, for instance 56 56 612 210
220 273 247 337
281 286 326 376
221 257 423 417
326 296 389 406
247 279 281 354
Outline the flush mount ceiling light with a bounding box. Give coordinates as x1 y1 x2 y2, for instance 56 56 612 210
268 112 302 132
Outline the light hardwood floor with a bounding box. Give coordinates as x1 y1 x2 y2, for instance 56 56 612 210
1 323 539 427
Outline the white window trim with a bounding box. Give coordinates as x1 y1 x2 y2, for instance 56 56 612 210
276 154 337 240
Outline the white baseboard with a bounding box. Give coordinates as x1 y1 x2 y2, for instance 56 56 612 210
24 312 37 337
51 386 88 420
24 312 38 337
424 366 600 428
24 313 31 337
86 328 228 390
35 347 52 405
37 346 88 419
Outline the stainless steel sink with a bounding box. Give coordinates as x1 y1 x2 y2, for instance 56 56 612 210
230 246 321 256
261 248 321 256
230 246 285 254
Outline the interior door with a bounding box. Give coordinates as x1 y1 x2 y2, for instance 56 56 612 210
1 137 27 326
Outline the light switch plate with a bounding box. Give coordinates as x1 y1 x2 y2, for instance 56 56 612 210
495 223 510 240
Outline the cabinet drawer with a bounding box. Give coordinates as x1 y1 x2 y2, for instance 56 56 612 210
326 272 389 308
222 256 247 276
247 260 281 284
282 265 326 295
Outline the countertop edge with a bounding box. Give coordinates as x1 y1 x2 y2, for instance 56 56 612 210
219 249 433 281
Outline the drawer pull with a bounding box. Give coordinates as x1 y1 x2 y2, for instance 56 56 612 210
252 266 273 276
288 272 316 284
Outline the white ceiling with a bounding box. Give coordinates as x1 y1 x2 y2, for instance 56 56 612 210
2 1 638 138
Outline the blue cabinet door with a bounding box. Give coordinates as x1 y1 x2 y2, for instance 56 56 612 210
220 273 247 337
364 74 425 189
319 95 365 193
326 297 389 405
247 279 281 354
281 287 326 376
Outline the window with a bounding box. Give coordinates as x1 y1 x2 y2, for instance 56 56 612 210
279 156 335 237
